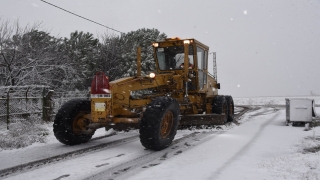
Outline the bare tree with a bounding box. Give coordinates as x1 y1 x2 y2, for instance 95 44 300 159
0 19 70 90
0 19 30 85
0 19 42 86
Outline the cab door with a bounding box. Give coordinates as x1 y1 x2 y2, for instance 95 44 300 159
197 46 208 91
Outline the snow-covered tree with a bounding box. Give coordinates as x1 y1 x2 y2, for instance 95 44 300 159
0 19 63 87
0 19 34 86
119 28 167 77
60 31 99 90
18 30 66 86
95 28 167 80
0 19 168 91
97 33 125 81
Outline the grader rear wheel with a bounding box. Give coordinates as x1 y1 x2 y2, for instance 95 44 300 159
140 96 180 151
212 95 228 124
225 95 235 122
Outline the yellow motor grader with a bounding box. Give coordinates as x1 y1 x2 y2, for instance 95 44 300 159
53 37 234 150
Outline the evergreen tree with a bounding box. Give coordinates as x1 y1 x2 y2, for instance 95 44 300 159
61 31 99 90
119 28 167 77
97 33 124 81
97 28 167 80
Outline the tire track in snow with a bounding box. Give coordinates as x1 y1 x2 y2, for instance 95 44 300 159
82 107 252 180
81 131 215 180
209 108 280 179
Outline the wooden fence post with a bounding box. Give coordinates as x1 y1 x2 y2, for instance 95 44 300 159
42 90 54 122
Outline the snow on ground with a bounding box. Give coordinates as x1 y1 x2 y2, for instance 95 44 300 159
0 126 122 170
0 97 319 180
215 108 320 180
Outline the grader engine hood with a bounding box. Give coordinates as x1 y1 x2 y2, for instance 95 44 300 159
109 73 182 106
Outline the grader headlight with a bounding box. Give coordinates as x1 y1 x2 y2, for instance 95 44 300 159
184 40 190 44
152 43 159 47
149 72 156 78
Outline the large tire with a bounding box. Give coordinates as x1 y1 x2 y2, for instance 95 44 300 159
140 96 180 151
225 95 235 122
53 99 94 145
212 95 228 124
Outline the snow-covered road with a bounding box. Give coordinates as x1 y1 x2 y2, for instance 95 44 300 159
1 106 319 180
125 107 281 180
126 107 320 180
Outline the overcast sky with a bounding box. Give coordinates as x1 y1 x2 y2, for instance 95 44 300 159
1 0 320 97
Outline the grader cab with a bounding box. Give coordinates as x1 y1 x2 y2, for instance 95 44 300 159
53 37 234 151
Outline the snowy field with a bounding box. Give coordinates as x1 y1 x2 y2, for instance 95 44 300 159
0 97 319 180
234 96 320 106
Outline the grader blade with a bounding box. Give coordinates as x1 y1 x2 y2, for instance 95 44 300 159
179 113 227 126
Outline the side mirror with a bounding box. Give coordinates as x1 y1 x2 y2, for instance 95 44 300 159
216 83 220 89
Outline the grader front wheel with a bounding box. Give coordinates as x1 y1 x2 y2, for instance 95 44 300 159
53 99 95 145
140 96 180 151
72 112 90 135
160 110 174 138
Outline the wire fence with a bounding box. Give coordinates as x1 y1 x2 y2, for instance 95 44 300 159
0 86 88 130
51 90 90 114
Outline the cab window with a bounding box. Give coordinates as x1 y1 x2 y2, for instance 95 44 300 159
156 45 194 70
